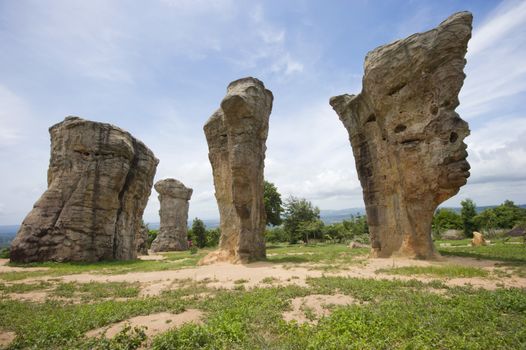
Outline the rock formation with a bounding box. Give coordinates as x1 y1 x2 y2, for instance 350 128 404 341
201 77 273 264
136 224 149 255
471 232 486 247
150 179 192 252
10 116 158 263
330 12 472 259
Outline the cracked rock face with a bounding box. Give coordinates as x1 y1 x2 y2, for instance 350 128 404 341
150 179 192 252
136 224 149 255
201 77 273 264
10 116 158 262
330 12 472 259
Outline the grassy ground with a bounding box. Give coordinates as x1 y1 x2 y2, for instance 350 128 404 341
0 242 525 349
376 265 489 278
266 243 368 270
0 250 210 281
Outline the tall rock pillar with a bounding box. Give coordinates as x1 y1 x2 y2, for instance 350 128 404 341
151 179 192 252
201 77 273 264
10 116 158 262
330 12 472 259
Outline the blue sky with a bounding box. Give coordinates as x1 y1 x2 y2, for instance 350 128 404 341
1 0 525 224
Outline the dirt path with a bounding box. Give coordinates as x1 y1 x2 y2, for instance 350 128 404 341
3 256 524 300
0 258 49 273
85 309 203 339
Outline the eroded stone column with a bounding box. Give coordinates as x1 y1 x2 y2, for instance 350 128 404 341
330 12 472 259
150 179 192 252
10 116 158 262
201 77 273 264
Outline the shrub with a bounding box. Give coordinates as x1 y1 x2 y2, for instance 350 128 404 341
0 247 9 259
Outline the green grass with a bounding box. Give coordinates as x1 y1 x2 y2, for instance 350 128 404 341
151 278 526 350
266 243 368 270
52 281 140 300
0 250 210 281
0 293 187 349
438 241 526 263
376 265 489 278
1 243 525 349
0 281 51 294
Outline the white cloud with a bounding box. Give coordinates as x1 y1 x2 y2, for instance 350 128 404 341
459 0 526 119
0 85 30 146
265 101 363 209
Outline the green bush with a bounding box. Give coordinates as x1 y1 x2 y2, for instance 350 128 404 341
0 247 9 259
206 228 220 247
147 230 158 248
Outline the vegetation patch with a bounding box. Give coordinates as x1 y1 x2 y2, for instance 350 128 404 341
439 242 526 263
376 265 489 278
1 250 209 281
52 281 140 300
0 281 51 294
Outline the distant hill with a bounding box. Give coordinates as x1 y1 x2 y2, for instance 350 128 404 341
147 218 221 230
319 208 366 224
0 225 17 248
440 204 526 214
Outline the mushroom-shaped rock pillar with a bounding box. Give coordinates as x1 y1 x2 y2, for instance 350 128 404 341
201 77 273 264
150 179 193 252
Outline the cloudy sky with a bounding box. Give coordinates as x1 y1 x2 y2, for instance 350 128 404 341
1 0 525 225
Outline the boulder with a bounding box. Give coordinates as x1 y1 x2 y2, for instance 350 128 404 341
201 77 273 264
330 12 472 259
10 116 158 262
150 179 192 252
471 231 486 246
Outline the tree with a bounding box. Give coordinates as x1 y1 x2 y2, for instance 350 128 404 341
460 199 477 238
192 218 207 248
282 196 320 243
432 208 462 237
474 209 498 236
492 200 526 229
264 181 283 226
206 228 221 247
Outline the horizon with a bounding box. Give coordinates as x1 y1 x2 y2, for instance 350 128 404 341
1 0 525 225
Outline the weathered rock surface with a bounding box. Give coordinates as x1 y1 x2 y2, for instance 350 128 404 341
201 77 273 264
10 116 158 263
330 12 472 259
150 179 192 252
136 224 149 255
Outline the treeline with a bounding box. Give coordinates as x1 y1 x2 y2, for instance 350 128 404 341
265 195 369 244
432 199 526 238
262 182 369 244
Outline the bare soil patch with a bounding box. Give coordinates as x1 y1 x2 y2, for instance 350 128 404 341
283 294 361 324
85 309 203 339
5 255 525 302
0 330 16 348
138 254 166 261
0 259 49 273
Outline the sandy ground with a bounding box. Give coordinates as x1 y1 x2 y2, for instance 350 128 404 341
0 258 49 273
85 309 203 339
0 331 16 348
1 255 525 303
283 294 361 324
